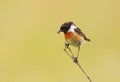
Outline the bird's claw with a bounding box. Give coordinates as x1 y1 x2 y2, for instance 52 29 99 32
72 57 78 63
64 42 69 49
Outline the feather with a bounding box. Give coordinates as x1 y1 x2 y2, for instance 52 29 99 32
75 27 90 41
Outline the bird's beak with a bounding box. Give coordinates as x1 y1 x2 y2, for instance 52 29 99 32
57 30 61 34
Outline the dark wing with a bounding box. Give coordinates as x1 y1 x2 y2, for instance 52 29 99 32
75 27 90 41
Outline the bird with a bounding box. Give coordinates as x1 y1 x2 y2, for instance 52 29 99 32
57 21 90 60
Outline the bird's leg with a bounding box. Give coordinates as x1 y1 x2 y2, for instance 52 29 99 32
76 45 80 58
74 42 81 62
64 47 78 63
71 45 80 63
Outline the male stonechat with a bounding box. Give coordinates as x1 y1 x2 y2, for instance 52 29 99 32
57 21 90 61
57 21 92 82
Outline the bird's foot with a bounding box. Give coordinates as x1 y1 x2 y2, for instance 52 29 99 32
72 57 78 63
64 42 69 49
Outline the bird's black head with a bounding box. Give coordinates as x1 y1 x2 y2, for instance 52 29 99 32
57 21 74 34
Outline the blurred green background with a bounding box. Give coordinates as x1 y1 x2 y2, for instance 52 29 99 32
0 0 120 82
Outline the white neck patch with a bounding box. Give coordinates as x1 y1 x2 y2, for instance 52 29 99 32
68 24 77 32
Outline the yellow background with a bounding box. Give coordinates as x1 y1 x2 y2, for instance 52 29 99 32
0 0 120 82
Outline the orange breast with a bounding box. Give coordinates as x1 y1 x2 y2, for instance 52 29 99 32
64 31 85 46
64 31 74 40
64 31 81 42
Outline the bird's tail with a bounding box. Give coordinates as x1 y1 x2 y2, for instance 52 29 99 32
85 38 90 41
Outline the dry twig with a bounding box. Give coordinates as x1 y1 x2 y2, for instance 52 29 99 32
64 48 92 82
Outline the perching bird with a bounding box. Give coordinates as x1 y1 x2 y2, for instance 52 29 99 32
57 21 90 60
